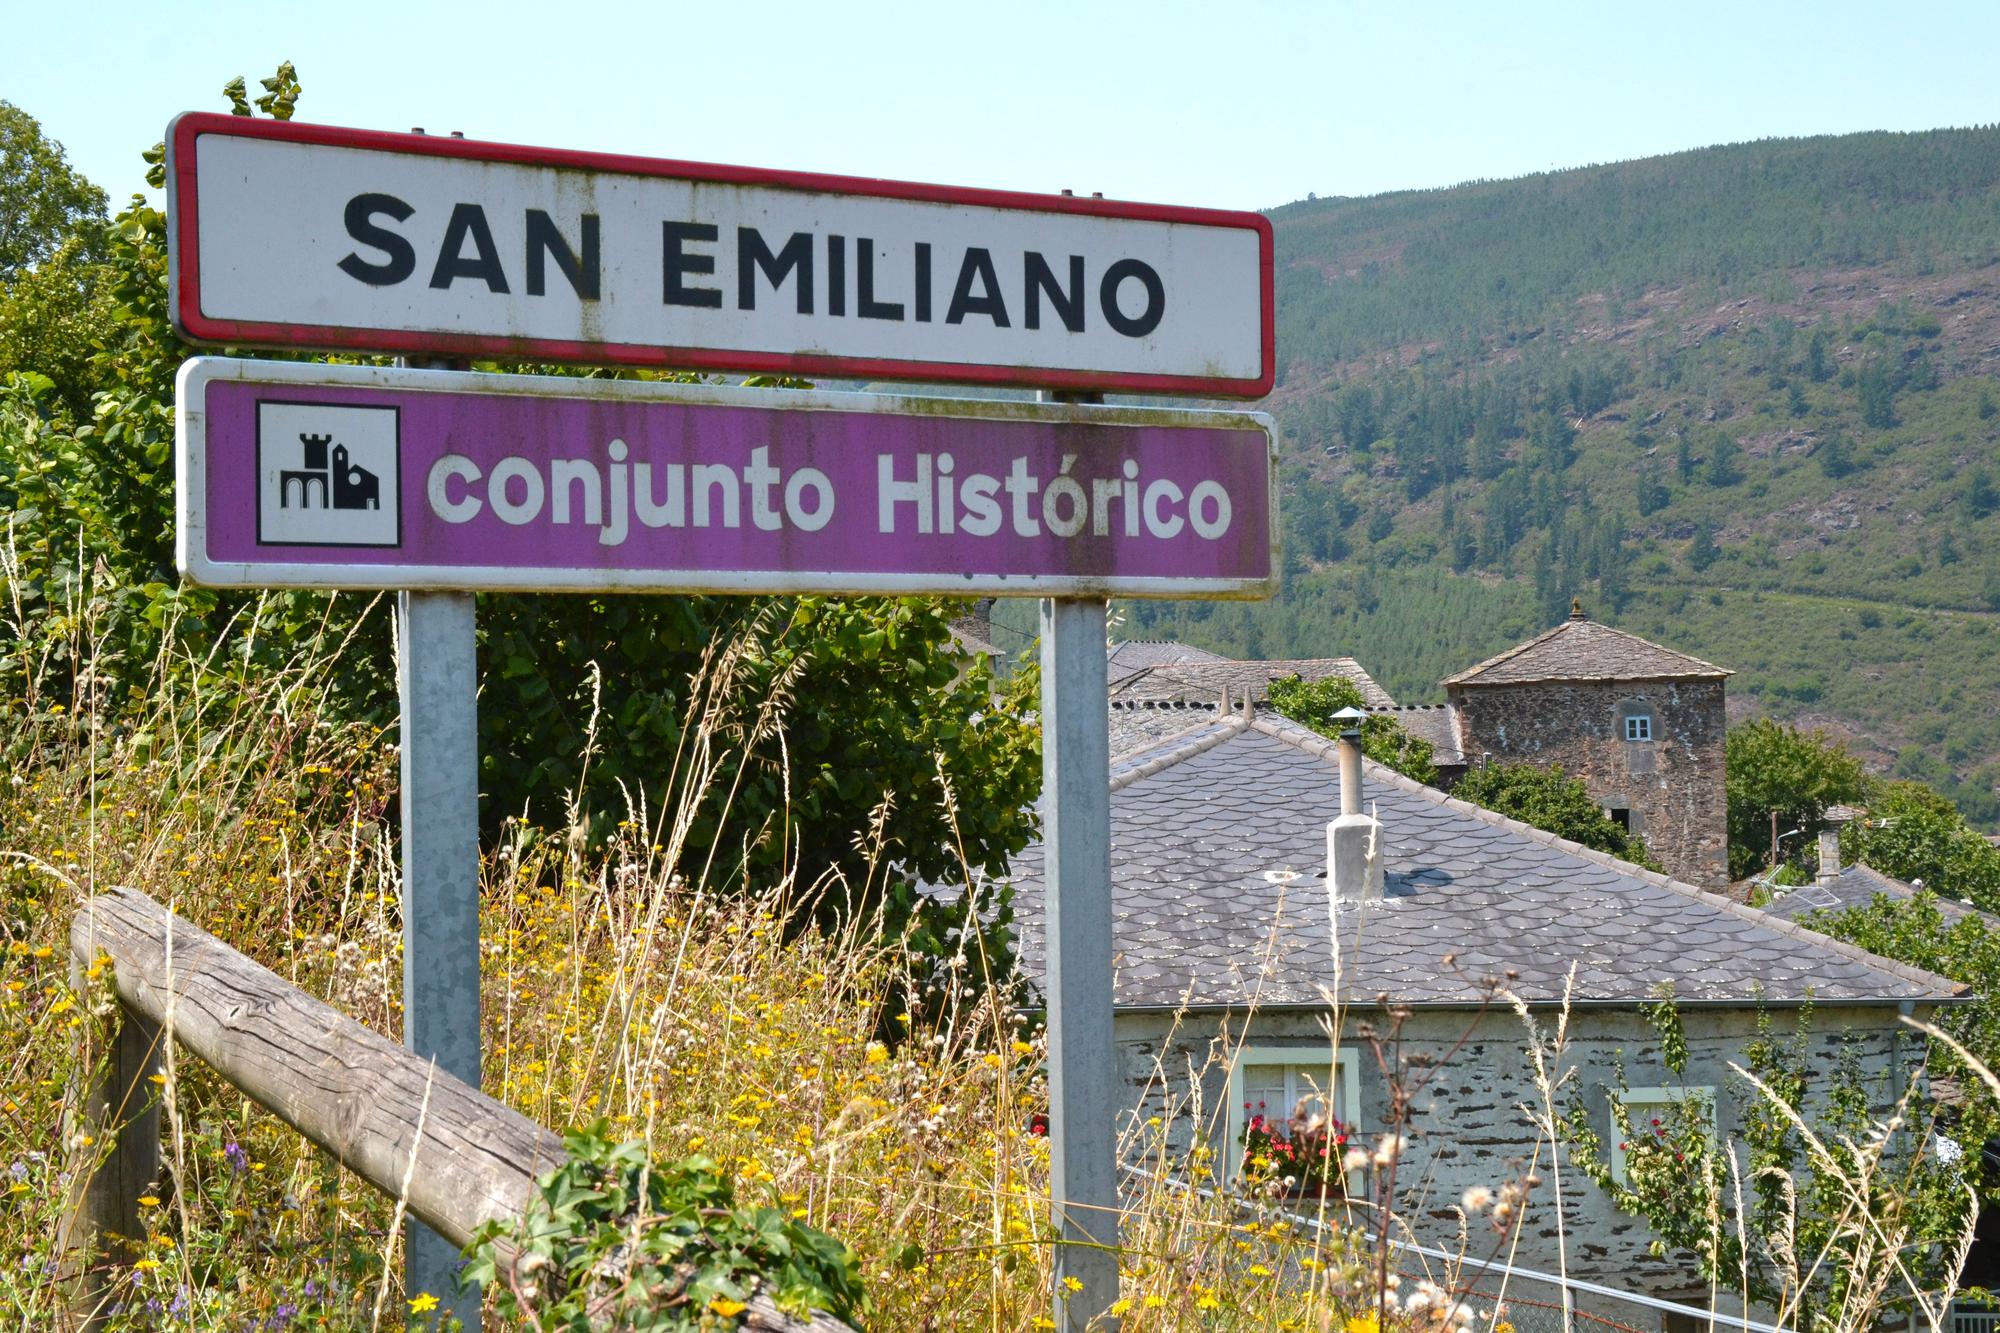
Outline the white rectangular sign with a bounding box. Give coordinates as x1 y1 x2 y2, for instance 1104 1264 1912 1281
167 115 1274 397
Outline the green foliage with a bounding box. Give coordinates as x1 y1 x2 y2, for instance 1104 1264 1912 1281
1686 523 1718 572
1560 994 1975 1326
1705 433 1743 487
1725 720 1867 879
1171 130 2000 836
0 238 118 419
1274 127 2000 370
0 100 106 277
1265 672 1437 785
0 103 116 420
1842 778 2000 911
1451 761 1661 869
1805 890 2000 1192
463 1122 866 1330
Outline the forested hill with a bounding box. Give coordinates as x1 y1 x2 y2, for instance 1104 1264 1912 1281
1117 126 2000 824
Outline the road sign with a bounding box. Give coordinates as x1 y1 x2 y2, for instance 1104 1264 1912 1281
165 114 1274 397
175 358 1278 597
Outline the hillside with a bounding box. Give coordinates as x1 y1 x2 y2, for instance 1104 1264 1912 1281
1118 127 2000 824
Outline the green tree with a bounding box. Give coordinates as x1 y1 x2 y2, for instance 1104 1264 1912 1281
0 236 118 419
1634 464 1669 515
1265 673 1437 785
1857 358 1898 428
1705 433 1743 487
1452 761 1661 869
1816 432 1854 479
1963 468 1998 521
1687 522 1719 572
1841 778 2000 911
1724 720 1866 880
0 101 106 277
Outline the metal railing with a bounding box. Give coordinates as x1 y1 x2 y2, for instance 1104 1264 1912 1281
1127 1163 1786 1333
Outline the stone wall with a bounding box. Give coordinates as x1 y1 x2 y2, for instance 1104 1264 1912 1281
1112 1003 1921 1323
1447 677 1728 888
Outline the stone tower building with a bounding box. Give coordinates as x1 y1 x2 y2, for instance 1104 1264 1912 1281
1441 601 1731 888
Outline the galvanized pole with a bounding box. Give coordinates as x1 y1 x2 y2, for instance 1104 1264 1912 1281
397 311 483 1327
397 589 482 1325
1038 390 1121 1330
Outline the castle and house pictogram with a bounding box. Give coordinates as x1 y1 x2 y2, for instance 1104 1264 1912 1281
279 432 380 511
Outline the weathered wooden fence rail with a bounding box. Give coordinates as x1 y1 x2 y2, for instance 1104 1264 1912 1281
60 887 854 1331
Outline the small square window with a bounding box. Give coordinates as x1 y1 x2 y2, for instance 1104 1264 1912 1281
1612 1085 1715 1184
1624 714 1653 742
1228 1048 1362 1196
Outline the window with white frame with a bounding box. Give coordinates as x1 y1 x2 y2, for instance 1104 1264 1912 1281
1610 1085 1715 1185
1226 1047 1362 1190
1624 713 1654 742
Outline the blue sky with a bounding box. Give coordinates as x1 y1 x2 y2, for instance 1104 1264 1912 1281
10 1 2000 211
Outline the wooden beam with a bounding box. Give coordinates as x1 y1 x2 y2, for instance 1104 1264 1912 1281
59 993 160 1330
66 888 855 1332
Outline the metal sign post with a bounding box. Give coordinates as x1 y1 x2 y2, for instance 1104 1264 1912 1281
395 588 481 1323
1040 598 1119 1328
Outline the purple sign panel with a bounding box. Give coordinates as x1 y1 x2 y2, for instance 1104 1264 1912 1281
176 360 1277 598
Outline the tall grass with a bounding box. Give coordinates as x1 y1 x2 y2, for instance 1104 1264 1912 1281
0 564 1984 1330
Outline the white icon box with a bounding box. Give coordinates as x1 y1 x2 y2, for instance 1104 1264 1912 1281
256 401 400 547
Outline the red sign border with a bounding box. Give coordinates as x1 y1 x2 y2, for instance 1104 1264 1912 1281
166 113 1275 398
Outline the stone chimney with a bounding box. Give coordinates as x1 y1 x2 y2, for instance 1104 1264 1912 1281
1328 708 1384 902
1817 805 1862 883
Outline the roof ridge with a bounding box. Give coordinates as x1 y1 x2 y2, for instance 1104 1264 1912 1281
1442 619 1730 686
1245 715 1963 998
1109 715 1249 789
1440 621 1574 685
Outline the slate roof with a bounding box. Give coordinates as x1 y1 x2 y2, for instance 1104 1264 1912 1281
1008 714 1961 1009
1110 657 1397 709
1109 700 1231 758
1106 640 1228 681
1764 864 1999 930
1442 608 1730 687
1370 704 1465 767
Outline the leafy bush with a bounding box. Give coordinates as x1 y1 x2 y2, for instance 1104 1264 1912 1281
1266 673 1437 784
464 1124 866 1330
1452 761 1661 869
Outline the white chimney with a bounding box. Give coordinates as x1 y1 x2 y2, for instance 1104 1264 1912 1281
1328 708 1384 902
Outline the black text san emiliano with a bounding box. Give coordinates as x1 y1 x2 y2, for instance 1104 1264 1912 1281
334 194 1167 337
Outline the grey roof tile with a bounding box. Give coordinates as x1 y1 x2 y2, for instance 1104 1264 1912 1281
1111 658 1397 709
1764 864 1999 929
1442 607 1729 687
1009 715 1961 1009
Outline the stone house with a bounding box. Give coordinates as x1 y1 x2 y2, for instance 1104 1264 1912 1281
1008 705 1964 1318
1439 602 1732 889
